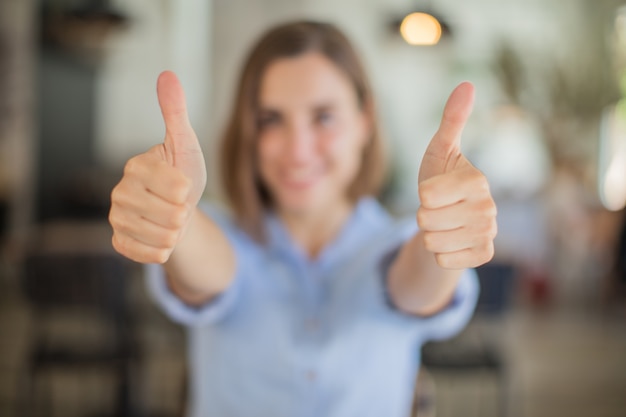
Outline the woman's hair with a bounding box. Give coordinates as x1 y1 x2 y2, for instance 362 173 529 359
219 20 386 240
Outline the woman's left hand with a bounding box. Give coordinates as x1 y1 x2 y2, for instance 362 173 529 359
416 82 497 269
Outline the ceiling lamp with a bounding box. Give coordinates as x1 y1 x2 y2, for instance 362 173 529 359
391 6 451 47
400 12 442 46
42 0 129 54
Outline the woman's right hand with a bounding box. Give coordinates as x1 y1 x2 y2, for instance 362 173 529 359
109 71 207 264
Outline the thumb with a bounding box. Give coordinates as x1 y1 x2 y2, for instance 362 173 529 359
157 70 201 166
419 82 475 181
156 71 207 205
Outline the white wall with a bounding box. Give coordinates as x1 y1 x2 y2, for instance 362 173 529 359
208 0 570 211
92 0 585 211
94 0 212 171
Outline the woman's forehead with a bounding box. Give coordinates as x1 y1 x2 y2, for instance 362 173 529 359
259 52 358 109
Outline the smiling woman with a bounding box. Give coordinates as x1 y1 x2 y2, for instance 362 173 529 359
257 53 370 225
108 20 496 417
219 22 386 242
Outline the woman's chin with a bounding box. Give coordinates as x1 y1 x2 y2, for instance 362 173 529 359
278 198 315 215
275 191 324 215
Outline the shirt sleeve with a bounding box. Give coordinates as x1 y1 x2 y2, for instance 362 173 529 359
144 201 248 327
412 268 479 343
379 217 480 343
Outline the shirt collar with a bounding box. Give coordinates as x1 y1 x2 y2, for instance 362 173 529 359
263 197 393 270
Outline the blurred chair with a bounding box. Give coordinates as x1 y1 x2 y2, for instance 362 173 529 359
19 247 139 417
419 262 515 417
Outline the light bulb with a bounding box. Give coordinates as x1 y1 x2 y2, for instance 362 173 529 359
400 12 442 46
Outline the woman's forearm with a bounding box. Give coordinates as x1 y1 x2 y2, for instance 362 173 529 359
164 207 237 306
387 230 463 316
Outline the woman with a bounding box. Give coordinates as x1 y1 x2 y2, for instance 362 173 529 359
109 21 496 417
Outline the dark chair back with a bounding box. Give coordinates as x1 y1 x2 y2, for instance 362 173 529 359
20 251 138 417
22 252 129 318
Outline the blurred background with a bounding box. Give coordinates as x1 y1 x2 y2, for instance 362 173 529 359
1 0 626 416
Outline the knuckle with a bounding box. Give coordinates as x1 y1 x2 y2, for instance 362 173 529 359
476 242 495 264
168 206 188 229
111 234 123 254
435 253 454 269
110 180 135 208
110 182 131 207
161 230 179 248
112 233 130 257
477 177 491 195
110 184 120 203
487 221 498 240
175 190 191 206
474 198 497 223
483 198 497 218
468 168 483 182
477 220 497 240
112 213 131 234
123 156 141 176
416 208 430 229
475 244 495 266
476 239 493 254
487 244 495 262
485 245 495 262
466 169 489 192
167 175 191 204
418 183 437 208
108 210 122 230
113 233 171 264
177 177 193 200
108 209 118 229
422 232 437 252
153 248 171 264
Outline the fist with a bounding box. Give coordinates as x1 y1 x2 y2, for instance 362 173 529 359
417 82 497 269
109 71 207 263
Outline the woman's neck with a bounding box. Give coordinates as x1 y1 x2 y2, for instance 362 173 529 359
278 199 353 259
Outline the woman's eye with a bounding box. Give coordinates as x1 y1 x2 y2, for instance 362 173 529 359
258 114 280 128
315 111 333 126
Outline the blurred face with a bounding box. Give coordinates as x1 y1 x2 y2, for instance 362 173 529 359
256 52 370 216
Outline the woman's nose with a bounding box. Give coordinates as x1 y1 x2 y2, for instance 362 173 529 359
285 122 316 162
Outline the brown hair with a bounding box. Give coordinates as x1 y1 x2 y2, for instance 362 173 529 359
219 20 386 240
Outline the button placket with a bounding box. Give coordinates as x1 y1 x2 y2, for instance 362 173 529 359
305 369 317 382
297 266 324 397
304 317 320 332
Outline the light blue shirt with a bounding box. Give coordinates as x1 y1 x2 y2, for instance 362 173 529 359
146 197 479 417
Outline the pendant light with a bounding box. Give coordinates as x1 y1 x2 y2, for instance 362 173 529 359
392 2 451 46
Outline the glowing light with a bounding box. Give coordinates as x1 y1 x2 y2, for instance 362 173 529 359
602 153 626 211
599 105 626 211
400 12 442 46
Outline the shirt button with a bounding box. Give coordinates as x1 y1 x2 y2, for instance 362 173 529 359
305 318 319 332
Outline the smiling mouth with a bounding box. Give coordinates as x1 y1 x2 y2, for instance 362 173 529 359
280 169 322 190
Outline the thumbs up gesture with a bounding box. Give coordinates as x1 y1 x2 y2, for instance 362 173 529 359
109 71 207 263
417 82 497 269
